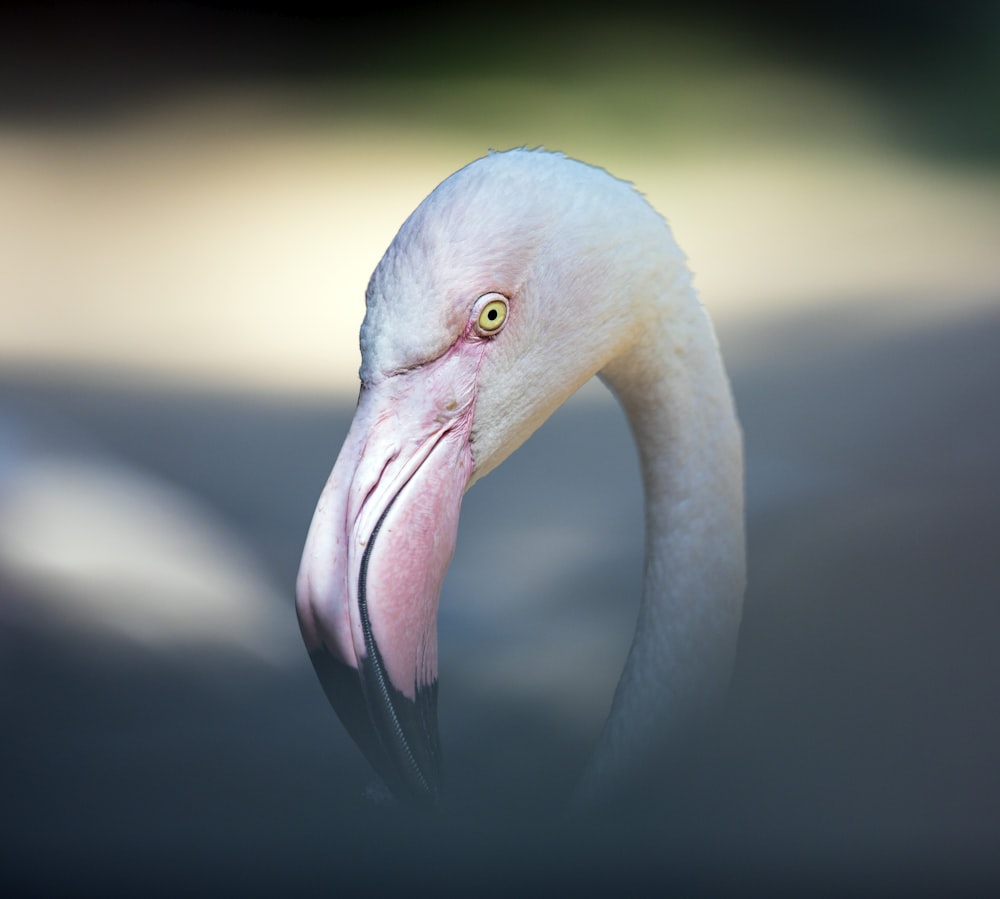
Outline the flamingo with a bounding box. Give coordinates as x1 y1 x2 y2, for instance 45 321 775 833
295 148 745 806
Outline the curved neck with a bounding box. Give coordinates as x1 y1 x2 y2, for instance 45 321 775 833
582 276 745 804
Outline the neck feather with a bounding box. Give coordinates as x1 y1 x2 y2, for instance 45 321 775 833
582 274 745 804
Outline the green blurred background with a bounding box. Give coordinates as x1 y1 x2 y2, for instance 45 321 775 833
2 1 999 894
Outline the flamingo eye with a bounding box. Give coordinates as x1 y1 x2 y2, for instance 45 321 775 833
475 296 508 335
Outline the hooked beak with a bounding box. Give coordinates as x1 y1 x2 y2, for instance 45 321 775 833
296 351 476 805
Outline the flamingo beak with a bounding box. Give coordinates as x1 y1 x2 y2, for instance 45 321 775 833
296 354 476 805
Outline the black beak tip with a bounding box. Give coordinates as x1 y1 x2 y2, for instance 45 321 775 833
309 646 442 807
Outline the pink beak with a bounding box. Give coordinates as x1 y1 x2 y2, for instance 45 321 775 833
296 345 478 804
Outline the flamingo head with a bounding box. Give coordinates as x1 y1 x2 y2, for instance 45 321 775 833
295 149 670 803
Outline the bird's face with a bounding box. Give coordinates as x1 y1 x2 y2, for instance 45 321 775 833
295 288 519 802
295 151 653 803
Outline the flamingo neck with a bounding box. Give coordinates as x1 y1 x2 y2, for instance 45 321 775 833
583 275 745 804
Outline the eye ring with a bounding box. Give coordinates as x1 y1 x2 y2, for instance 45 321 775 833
474 294 508 336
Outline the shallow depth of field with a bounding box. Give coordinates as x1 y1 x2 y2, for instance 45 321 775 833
2 3 999 893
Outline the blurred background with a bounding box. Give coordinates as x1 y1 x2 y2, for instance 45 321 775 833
2 0 999 893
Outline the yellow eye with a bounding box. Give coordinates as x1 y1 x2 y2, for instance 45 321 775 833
476 297 508 334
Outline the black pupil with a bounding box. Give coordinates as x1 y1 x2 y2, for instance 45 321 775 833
487 309 498 321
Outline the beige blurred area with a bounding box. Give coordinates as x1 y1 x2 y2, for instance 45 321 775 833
3 84 999 396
